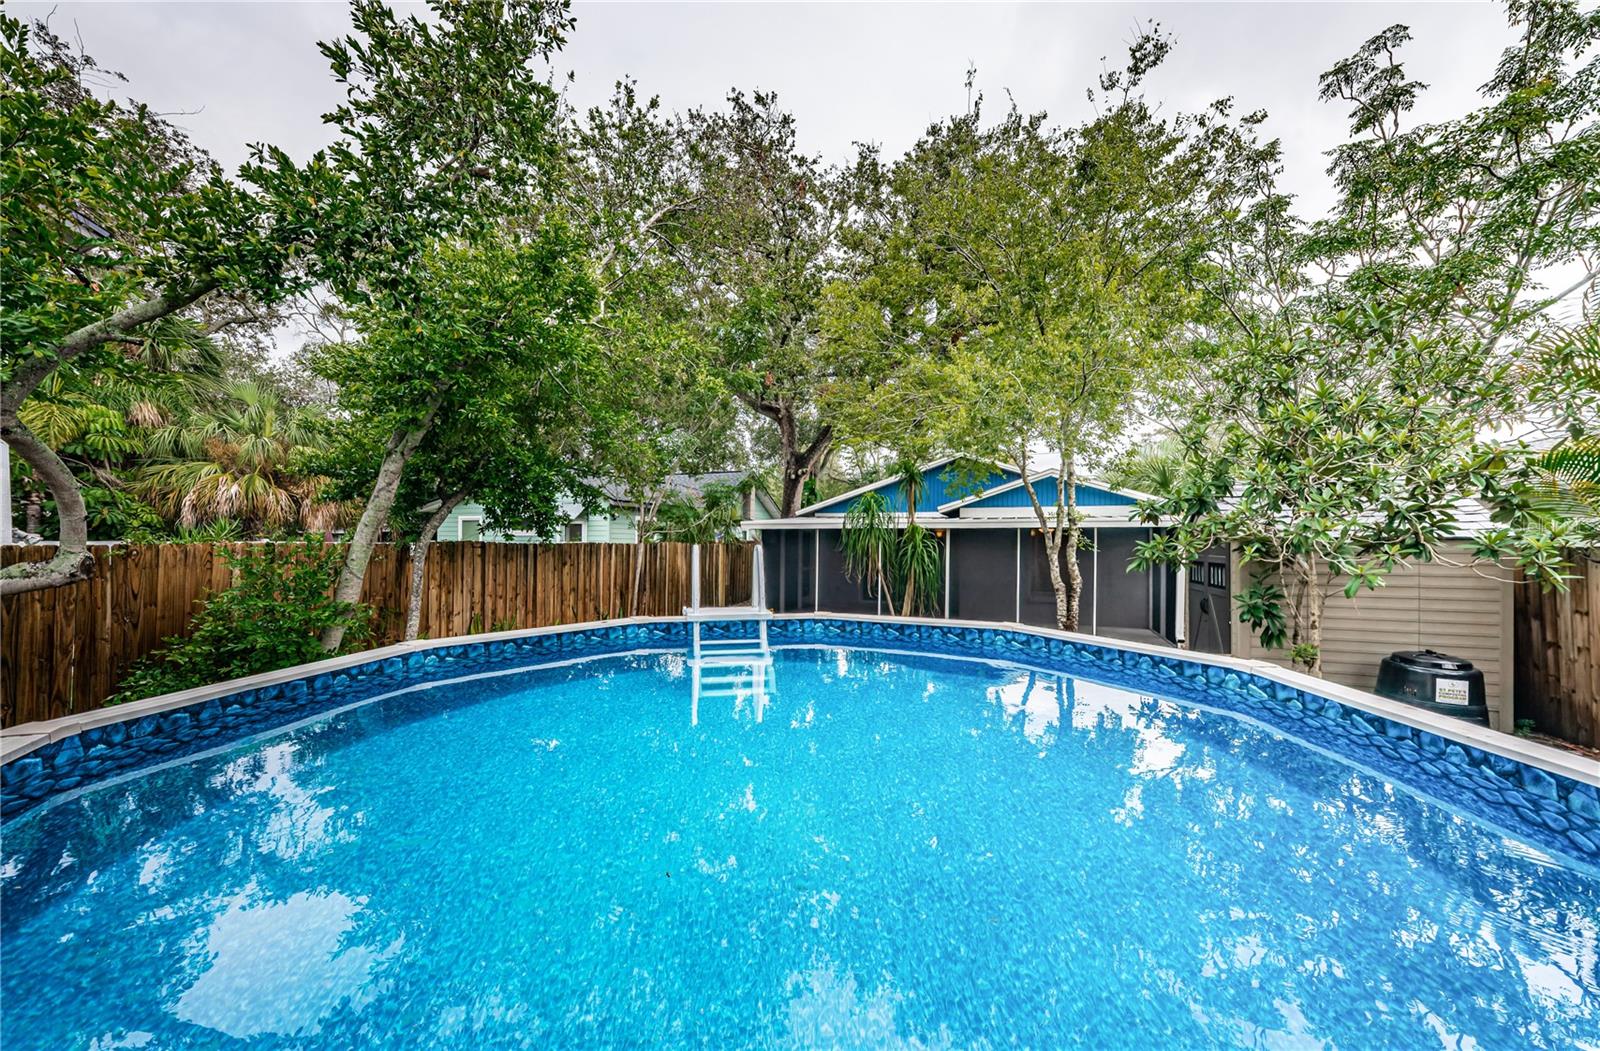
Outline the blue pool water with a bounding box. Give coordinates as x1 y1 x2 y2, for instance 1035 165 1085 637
3 647 1597 1049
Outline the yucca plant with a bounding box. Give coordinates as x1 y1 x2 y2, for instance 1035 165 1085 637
895 521 945 617
841 490 897 608
839 463 945 616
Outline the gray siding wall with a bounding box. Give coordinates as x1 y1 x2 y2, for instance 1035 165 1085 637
1231 542 1515 730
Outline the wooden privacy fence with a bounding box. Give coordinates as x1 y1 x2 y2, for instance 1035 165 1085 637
1 541 753 727
1514 552 1599 748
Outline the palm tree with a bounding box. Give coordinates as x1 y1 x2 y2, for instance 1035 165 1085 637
1105 436 1185 497
14 324 227 533
133 382 347 536
1523 319 1600 539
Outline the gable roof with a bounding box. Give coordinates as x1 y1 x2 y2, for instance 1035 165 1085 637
799 456 1021 516
938 472 1152 515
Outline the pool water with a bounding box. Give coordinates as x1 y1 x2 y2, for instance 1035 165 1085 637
3 648 1597 1049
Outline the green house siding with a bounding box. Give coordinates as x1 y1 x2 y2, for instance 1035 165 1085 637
438 501 636 544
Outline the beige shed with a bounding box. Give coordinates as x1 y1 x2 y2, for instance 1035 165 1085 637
1222 507 1516 732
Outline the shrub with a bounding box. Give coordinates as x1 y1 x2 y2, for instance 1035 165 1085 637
109 538 370 704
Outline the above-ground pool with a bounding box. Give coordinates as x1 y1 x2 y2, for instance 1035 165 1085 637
3 619 1598 1049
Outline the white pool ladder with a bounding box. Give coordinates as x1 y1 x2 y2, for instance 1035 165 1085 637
685 544 773 724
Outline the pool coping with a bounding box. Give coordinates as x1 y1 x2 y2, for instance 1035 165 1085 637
3 612 1595 790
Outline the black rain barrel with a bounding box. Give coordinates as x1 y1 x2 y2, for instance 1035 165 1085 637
1374 650 1489 725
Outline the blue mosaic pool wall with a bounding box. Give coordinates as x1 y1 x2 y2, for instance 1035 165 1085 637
765 619 1600 863
0 622 690 823
4 617 1597 864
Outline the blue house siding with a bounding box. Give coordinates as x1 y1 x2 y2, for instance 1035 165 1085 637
813 465 1019 515
961 479 1138 511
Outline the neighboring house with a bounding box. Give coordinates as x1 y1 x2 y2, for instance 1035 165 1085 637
745 455 1184 646
437 471 778 544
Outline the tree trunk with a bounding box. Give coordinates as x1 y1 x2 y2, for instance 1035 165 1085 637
1061 456 1082 632
875 541 894 617
1305 602 1324 677
899 479 919 616
1019 452 1082 632
741 393 831 518
629 495 662 617
0 416 93 596
1294 556 1323 676
23 489 42 536
1045 529 1070 629
404 492 465 642
320 416 437 652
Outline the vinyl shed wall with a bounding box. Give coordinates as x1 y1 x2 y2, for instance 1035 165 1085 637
1231 542 1515 731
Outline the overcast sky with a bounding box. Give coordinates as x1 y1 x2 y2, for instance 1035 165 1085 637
16 1 1520 356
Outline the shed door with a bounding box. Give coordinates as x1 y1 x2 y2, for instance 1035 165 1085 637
1187 546 1232 654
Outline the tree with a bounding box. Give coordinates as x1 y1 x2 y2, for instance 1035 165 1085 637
393 427 591 643
835 463 948 618
1 0 576 594
132 380 344 536
1521 316 1600 541
683 91 849 517
654 480 757 544
555 84 839 520
12 323 226 535
315 330 598 642
1133 2 1600 671
1105 437 1186 497
1135 309 1530 673
555 83 745 611
825 37 1253 630
315 229 596 650
590 331 741 614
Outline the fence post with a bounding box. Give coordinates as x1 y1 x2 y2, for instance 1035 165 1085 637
690 544 701 611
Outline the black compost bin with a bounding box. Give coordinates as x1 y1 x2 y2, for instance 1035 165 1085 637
1374 650 1488 725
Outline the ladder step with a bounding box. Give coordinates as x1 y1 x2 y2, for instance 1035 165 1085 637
696 688 756 701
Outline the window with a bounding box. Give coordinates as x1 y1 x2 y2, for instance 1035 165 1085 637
458 516 482 541
1208 562 1228 589
564 521 585 543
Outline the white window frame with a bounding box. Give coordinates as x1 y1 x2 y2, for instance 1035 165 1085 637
457 515 483 541
564 520 586 543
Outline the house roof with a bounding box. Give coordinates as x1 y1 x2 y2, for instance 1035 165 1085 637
799 456 1022 516
1209 491 1502 539
596 471 779 516
744 513 1170 531
748 460 1160 531
938 472 1152 514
